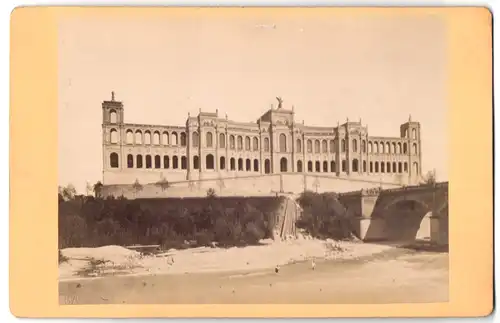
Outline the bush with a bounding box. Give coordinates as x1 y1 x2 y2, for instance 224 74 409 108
295 191 356 240
58 195 280 249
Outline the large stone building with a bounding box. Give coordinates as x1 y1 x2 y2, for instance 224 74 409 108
102 93 423 187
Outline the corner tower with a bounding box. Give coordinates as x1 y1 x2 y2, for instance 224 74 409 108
400 115 422 182
102 91 124 184
102 91 124 125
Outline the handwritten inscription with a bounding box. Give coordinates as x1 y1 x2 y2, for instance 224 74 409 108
60 295 79 305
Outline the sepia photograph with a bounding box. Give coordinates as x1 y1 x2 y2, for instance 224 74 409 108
57 9 449 305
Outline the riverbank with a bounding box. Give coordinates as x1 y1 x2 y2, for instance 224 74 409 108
59 246 449 304
59 238 396 282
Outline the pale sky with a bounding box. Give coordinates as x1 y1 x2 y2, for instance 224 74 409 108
58 12 447 194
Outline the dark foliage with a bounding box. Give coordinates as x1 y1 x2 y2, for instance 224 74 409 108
295 191 357 240
58 195 282 250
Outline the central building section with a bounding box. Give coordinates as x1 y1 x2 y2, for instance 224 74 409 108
186 104 292 181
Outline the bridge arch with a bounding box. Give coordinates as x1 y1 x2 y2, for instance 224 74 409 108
381 198 432 242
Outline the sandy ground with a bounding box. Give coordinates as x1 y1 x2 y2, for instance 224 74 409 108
59 239 393 281
59 240 448 304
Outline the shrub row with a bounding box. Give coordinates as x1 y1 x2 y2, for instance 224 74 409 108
58 195 282 249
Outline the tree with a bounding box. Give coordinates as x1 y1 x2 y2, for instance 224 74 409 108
85 182 93 196
422 169 437 185
59 184 77 201
132 179 143 198
93 181 104 198
155 177 170 192
207 188 217 198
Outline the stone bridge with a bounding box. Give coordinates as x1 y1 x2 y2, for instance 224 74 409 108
338 182 448 244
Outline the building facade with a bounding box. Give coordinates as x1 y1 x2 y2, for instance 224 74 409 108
102 93 423 186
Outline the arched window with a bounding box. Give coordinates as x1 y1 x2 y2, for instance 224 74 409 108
341 160 347 172
381 162 385 173
296 139 302 153
397 143 402 154
330 140 335 153
404 129 408 138
368 142 373 153
323 161 328 172
398 162 402 173
110 129 118 144
307 140 313 153
253 137 259 151
392 142 396 154
352 139 358 152
380 142 385 153
374 162 379 173
362 140 366 153
322 140 328 153
264 138 270 152
145 155 152 168
154 155 161 168
206 154 214 170
280 157 288 172
110 153 119 168
341 139 346 152
238 158 243 171
109 110 117 123
386 143 390 154
162 132 169 145
374 142 378 153
172 156 178 169
230 135 235 149
246 158 251 171
206 132 213 148
403 162 408 172
181 156 187 169
237 136 243 150
136 155 143 168
127 154 133 168
279 134 287 153
403 143 408 154
392 162 397 173
193 156 199 169
144 131 151 145
180 132 187 147
230 158 235 170
307 161 313 172
387 162 391 173
245 136 251 151
352 159 359 172
126 130 133 144
219 133 226 148
315 161 320 172
314 140 320 153
412 143 418 154
164 156 170 169
412 129 417 139
265 159 271 174
330 161 336 172
253 159 259 172
192 132 199 147
220 156 226 170
363 161 367 172
153 132 160 145
297 160 303 172
135 130 142 144
413 162 419 175
370 162 373 173
171 132 178 146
